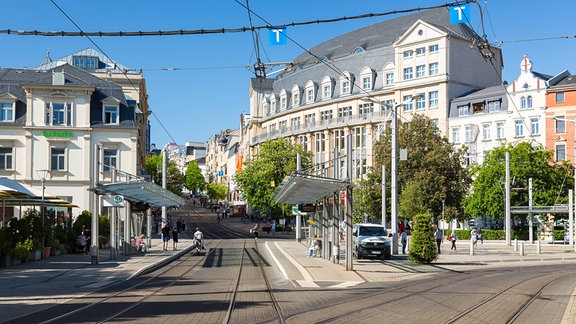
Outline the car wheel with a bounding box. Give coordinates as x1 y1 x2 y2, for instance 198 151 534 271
384 252 391 260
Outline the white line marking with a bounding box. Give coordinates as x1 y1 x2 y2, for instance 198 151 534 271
561 286 576 324
265 241 289 280
273 241 318 287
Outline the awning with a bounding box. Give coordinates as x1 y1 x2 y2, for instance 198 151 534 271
0 177 76 207
92 181 186 207
272 172 351 205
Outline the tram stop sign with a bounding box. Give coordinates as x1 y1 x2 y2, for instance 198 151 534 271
103 194 125 207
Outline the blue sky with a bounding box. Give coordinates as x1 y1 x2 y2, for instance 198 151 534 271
2 1 576 148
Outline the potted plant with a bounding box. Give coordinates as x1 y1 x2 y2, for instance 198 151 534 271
11 239 32 265
28 240 42 261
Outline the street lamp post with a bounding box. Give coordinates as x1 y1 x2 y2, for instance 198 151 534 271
362 95 420 255
36 170 49 247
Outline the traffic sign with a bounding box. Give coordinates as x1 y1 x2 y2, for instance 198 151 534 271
269 27 287 45
449 4 470 24
218 171 224 177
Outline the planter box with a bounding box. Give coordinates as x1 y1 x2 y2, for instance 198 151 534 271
42 247 51 259
50 249 61 256
28 250 42 261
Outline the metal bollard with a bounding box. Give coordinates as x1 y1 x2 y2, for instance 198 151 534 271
519 242 524 256
537 239 541 254
513 239 518 251
332 245 339 263
470 239 474 256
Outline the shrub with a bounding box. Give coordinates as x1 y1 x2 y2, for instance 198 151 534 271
408 214 438 264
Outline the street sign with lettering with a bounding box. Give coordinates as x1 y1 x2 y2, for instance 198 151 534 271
449 4 470 24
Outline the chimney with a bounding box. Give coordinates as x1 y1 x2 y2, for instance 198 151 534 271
52 71 65 86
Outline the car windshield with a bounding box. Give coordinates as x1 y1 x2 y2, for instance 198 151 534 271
358 226 387 236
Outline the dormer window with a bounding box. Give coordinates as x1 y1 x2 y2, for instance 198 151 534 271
104 105 118 124
339 72 354 96
0 102 14 122
352 47 365 54
359 67 374 90
73 55 98 71
305 80 316 103
321 76 333 99
291 85 301 107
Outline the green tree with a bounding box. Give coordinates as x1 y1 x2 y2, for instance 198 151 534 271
363 114 470 224
184 160 206 194
398 180 428 219
145 154 184 195
408 213 438 263
234 138 312 214
206 182 227 201
464 142 572 221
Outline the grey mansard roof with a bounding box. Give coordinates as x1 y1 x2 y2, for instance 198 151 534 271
272 7 483 97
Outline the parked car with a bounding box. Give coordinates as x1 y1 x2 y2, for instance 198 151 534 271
352 223 391 260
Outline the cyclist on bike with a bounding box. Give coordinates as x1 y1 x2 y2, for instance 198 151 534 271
194 227 204 252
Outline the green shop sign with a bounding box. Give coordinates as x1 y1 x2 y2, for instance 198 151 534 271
43 131 73 138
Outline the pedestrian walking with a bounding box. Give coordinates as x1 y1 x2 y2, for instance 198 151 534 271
161 223 170 251
251 223 259 239
172 227 179 250
400 229 408 254
271 221 276 236
434 227 443 254
477 228 483 244
450 230 457 250
471 228 478 248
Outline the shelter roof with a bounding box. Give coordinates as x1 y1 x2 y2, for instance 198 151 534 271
272 172 351 205
92 181 186 207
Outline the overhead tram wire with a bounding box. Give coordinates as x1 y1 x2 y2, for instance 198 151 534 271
4 1 476 38
49 0 180 146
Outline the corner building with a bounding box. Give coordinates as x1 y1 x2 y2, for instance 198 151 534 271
247 8 502 180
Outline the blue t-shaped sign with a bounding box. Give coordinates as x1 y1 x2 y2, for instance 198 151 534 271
269 27 287 45
449 4 470 24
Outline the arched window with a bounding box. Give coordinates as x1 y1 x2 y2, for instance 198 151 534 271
520 96 526 109
352 47 365 54
527 95 533 108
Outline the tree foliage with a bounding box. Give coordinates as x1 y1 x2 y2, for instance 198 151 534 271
184 160 206 194
234 138 312 214
399 180 428 219
363 114 470 224
144 154 184 195
464 142 573 220
408 213 438 263
206 182 227 201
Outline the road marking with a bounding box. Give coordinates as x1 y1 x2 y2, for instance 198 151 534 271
273 241 318 287
329 281 363 288
264 241 288 279
561 286 576 324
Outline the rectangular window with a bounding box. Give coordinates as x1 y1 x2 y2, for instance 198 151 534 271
416 47 426 55
334 130 345 150
279 120 287 131
452 128 460 143
403 95 413 111
53 103 65 125
0 147 13 170
338 106 352 118
416 94 426 109
496 122 505 139
429 44 439 52
73 56 98 71
281 97 286 110
362 77 371 89
385 73 394 85
307 89 314 102
403 67 413 80
323 85 331 98
530 118 539 135
359 103 373 115
51 148 66 171
556 117 566 133
557 145 566 161
429 91 439 108
103 149 117 172
465 126 473 142
429 62 439 75
403 50 413 58
305 113 315 127
416 65 426 77
488 100 501 112
104 105 118 124
321 110 332 121
290 117 300 130
0 103 14 122
482 123 491 140
458 105 469 117
293 93 299 106
515 120 524 136
341 81 350 94
556 92 565 103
